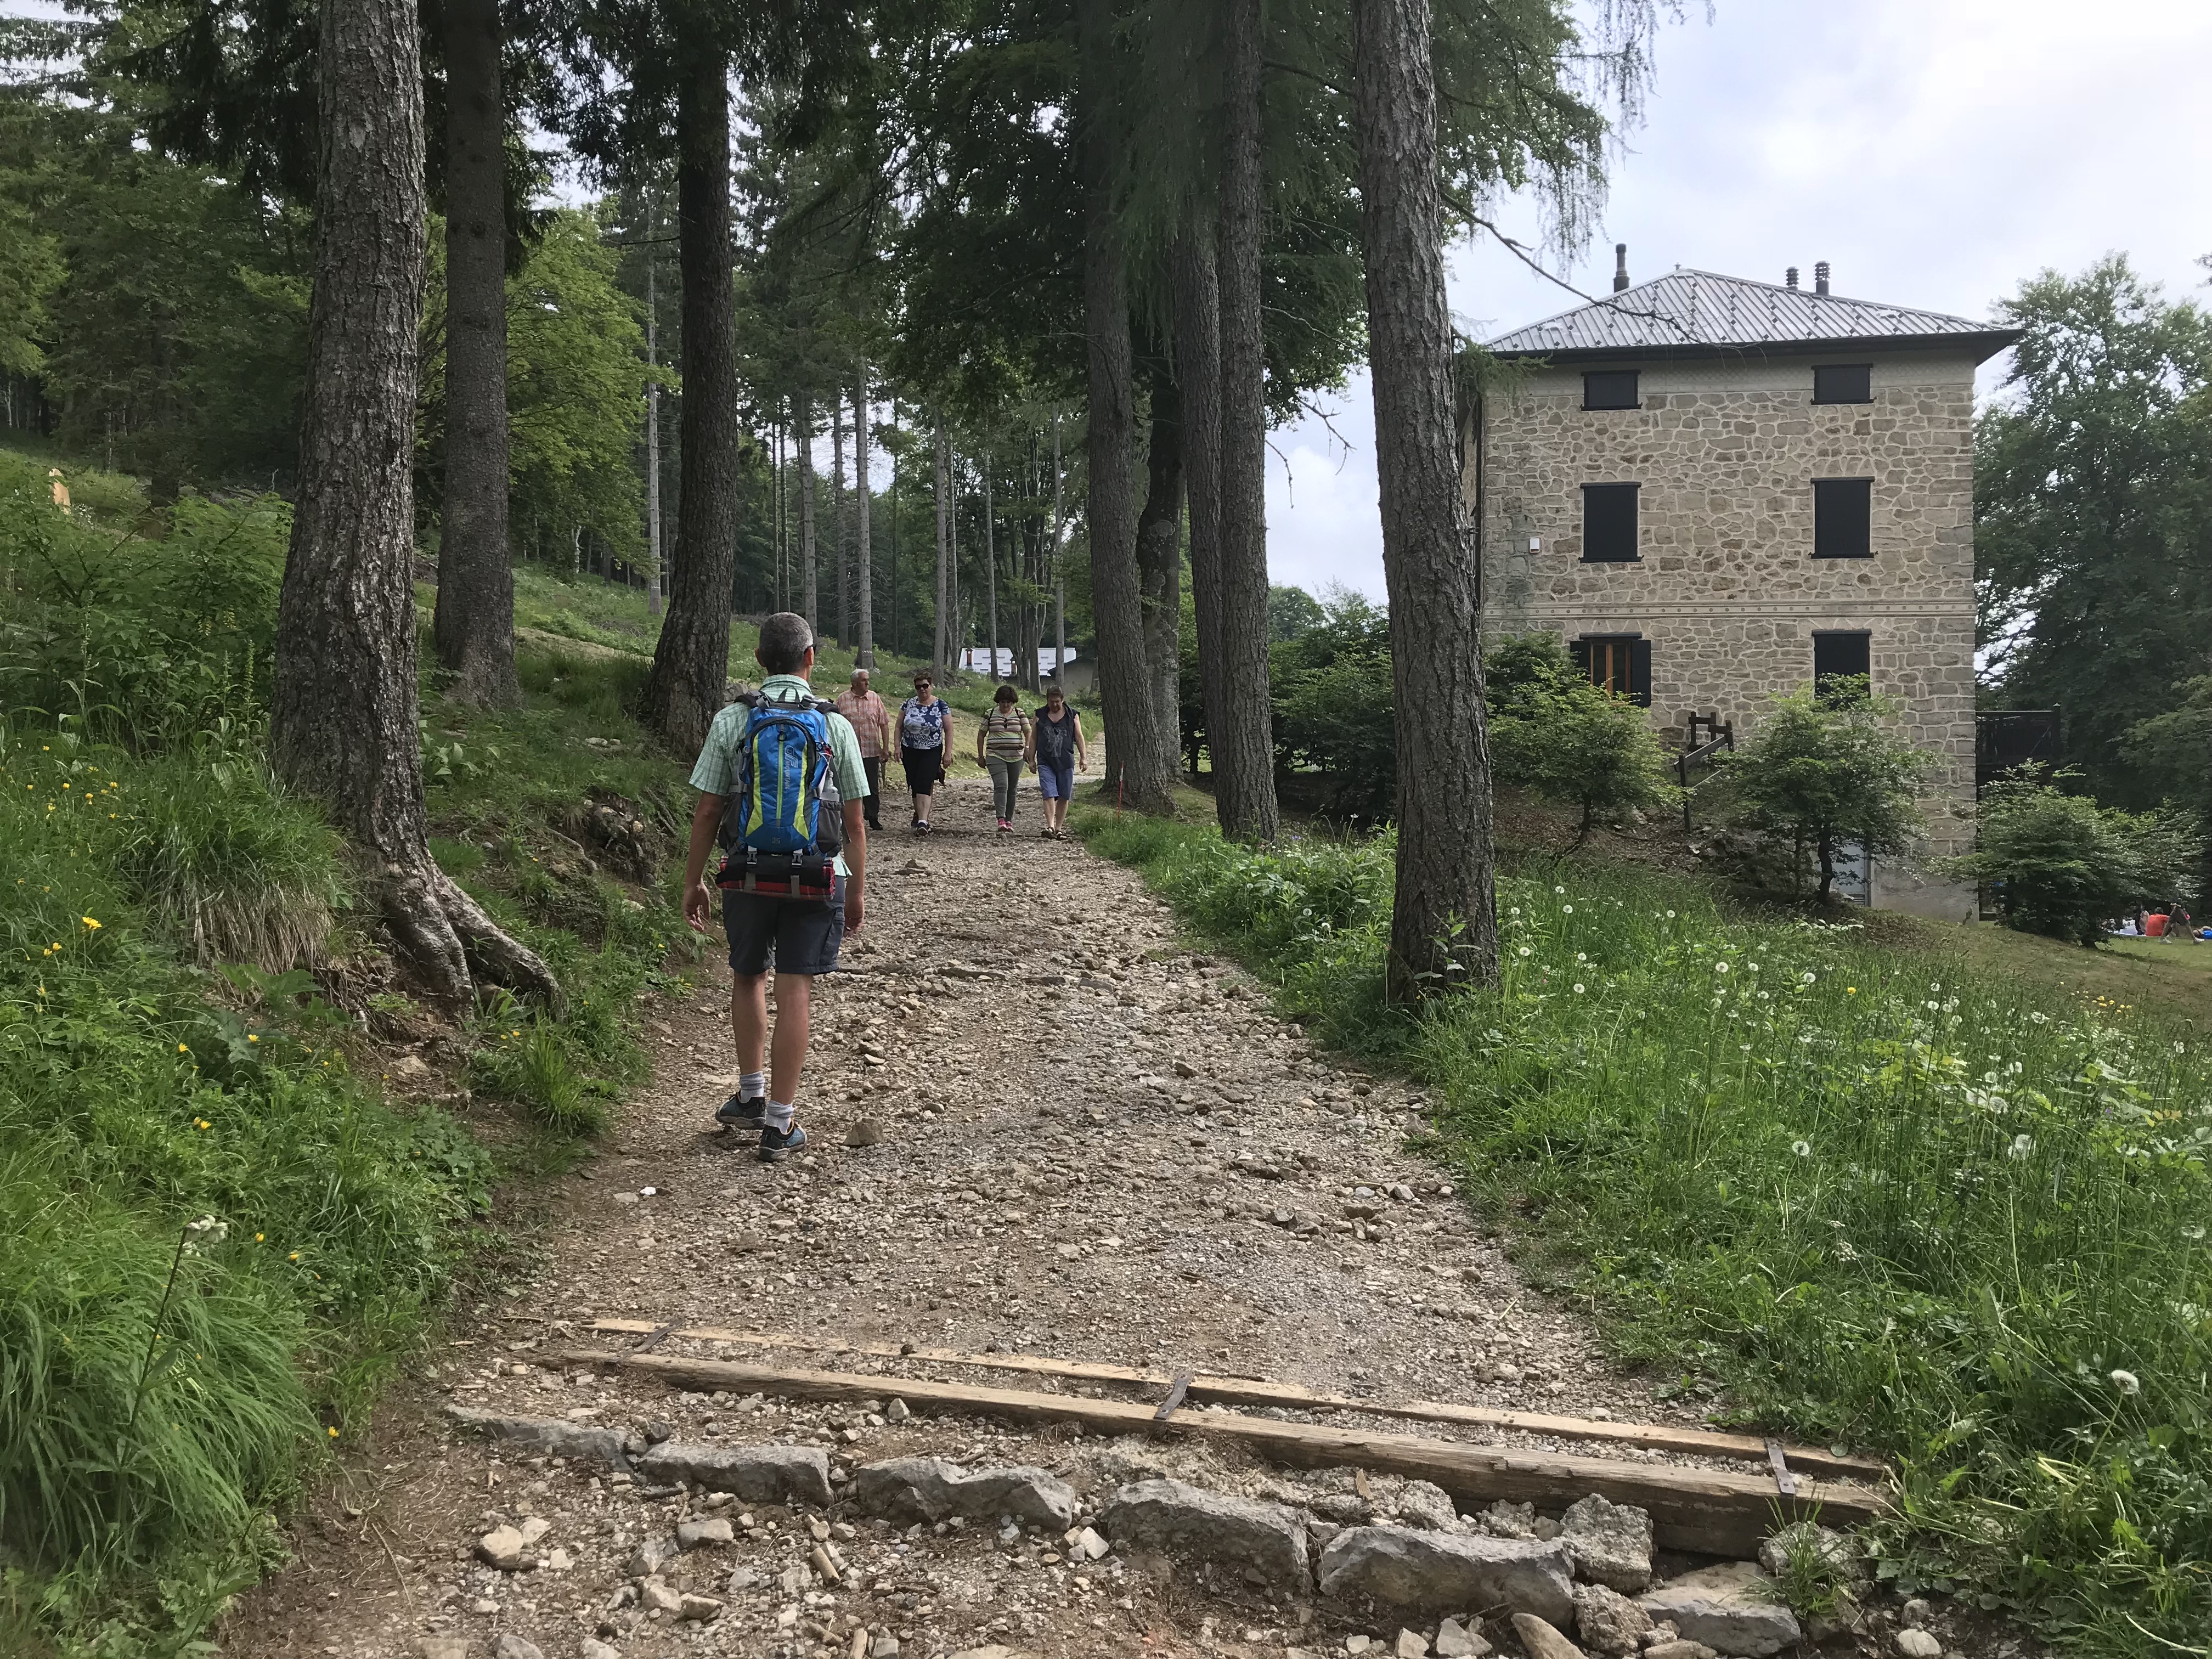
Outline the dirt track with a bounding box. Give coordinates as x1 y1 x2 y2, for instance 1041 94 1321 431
222 774 1763 1659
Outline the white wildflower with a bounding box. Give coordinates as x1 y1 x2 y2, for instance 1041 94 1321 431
1573 983 1586 995
2007 1134 2034 1161
1792 1139 1812 1158
2109 1369 2141 1397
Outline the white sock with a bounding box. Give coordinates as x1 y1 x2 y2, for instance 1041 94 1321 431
740 1071 766 1102
763 1098 795 1133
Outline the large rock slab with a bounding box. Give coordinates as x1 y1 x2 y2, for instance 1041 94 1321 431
855 1458 1077 1530
635 1442 832 1508
1559 1493 1652 1593
1318 1525 1574 1624
1638 1563 1801 1657
445 1405 631 1465
1509 1613 1585 1659
1101 1479 1310 1590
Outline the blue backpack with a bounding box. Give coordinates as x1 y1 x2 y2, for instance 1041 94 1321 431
716 693 843 895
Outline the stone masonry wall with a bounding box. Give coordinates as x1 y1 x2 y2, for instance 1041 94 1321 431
1469 352 1981 914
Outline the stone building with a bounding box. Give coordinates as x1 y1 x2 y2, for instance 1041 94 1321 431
1468 256 2017 917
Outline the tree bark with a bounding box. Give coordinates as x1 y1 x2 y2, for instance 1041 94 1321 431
1213 0 1281 839
796 387 818 634
640 49 742 752
273 0 557 1009
1136 363 1185 780
430 0 518 707
984 462 1000 679
830 396 848 643
1352 0 1500 1000
853 363 873 667
1079 0 1172 812
1050 412 1066 686
644 251 663 618
932 418 952 673
1173 225 1235 818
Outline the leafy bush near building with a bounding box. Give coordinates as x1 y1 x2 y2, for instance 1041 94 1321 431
1078 809 2212 1658
1710 684 1933 900
1484 633 1680 843
1945 771 2202 945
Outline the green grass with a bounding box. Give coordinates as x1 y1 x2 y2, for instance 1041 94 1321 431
1076 809 2212 1656
0 489 703 1654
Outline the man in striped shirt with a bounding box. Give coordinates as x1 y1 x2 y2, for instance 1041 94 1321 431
834 668 894 831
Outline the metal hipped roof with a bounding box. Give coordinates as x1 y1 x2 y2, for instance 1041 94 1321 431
1485 268 2017 362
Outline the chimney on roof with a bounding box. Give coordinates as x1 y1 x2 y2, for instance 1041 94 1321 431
1785 266 1799 290
1815 261 1831 296
1612 244 1629 292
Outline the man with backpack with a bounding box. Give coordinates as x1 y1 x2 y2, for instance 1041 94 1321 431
681 613 868 1161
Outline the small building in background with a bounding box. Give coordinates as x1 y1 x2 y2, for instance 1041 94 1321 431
1469 253 2018 918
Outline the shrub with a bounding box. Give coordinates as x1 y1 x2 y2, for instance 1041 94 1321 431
1945 771 2203 944
1712 685 1933 900
1269 589 1394 820
116 751 349 968
1485 635 1680 842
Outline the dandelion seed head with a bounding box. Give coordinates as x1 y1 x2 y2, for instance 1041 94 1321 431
2109 1369 2141 1396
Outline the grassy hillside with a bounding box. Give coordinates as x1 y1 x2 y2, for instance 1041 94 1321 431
0 454 701 1655
1077 805 2209 1656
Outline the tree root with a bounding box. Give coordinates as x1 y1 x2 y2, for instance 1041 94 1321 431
375 860 565 1015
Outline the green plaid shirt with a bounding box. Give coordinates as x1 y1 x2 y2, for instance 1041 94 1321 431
691 675 871 876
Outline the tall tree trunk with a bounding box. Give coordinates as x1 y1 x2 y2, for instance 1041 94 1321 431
1136 364 1184 780
1078 0 1172 812
796 388 817 633
644 250 663 618
1050 411 1066 687
640 49 742 751
1352 0 1499 1000
1173 225 1233 813
853 363 873 667
984 463 1000 679
1214 0 1281 839
430 0 518 707
274 0 556 1009
831 396 848 644
932 417 951 673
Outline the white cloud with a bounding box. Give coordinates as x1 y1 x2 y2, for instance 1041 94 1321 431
1267 0 2212 599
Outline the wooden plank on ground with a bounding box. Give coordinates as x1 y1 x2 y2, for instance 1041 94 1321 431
552 1347 1889 1559
583 1318 1884 1482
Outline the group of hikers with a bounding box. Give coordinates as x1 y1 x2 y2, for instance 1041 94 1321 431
831 660 1090 839
679 611 1088 1166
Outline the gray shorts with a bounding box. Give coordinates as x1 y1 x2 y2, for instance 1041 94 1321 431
722 876 845 977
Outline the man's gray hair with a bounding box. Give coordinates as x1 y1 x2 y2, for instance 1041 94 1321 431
757 612 814 675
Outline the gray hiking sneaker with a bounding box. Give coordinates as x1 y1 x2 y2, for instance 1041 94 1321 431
757 1120 809 1163
715 1092 765 1128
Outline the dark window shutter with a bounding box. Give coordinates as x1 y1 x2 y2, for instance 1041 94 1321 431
1583 370 1640 410
1813 364 1873 404
1813 478 1872 558
1582 483 1640 562
1629 638 1652 707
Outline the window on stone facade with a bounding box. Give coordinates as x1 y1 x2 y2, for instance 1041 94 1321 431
1813 478 1873 558
1813 631 1872 703
1583 370 1640 410
1571 635 1652 707
1813 364 1874 404
1581 482 1640 562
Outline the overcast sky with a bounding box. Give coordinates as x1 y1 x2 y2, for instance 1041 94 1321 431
1267 0 2212 600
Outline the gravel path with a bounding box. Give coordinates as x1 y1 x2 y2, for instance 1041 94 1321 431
223 776 1756 1659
